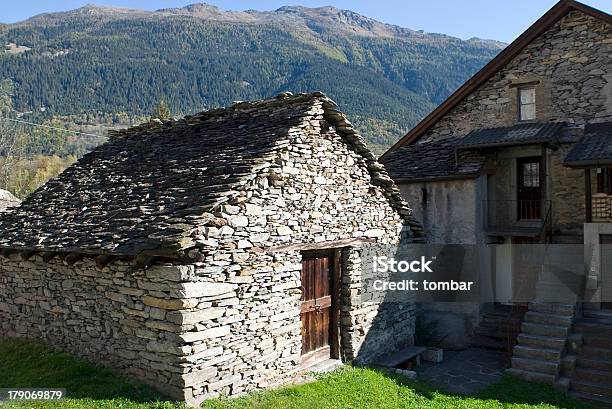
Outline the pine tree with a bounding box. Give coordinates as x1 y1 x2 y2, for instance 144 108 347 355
153 98 171 120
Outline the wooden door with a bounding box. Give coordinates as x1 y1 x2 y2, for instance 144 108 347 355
602 235 612 310
517 157 542 220
300 251 335 360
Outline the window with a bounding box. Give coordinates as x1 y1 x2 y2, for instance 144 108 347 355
521 161 540 187
597 168 612 194
519 88 536 121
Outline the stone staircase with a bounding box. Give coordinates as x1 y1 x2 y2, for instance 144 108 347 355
563 309 612 406
508 302 576 384
508 240 584 383
470 304 526 353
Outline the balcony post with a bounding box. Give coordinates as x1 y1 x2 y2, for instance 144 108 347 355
585 168 592 223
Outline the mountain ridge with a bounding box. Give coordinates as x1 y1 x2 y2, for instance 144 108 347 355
16 3 506 48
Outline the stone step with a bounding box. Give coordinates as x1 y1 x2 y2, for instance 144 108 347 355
577 357 612 372
513 345 562 361
517 333 566 350
580 346 612 361
529 303 575 316
521 322 568 338
575 367 612 384
569 391 612 407
524 311 573 326
571 379 612 398
512 356 559 375
506 367 556 384
575 321 612 337
534 285 580 303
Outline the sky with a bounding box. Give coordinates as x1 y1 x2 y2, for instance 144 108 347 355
2 0 611 43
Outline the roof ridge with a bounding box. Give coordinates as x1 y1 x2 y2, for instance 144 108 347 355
108 92 332 139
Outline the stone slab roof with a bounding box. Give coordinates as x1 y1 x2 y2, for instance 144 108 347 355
0 92 421 257
455 122 565 149
381 136 486 182
565 121 612 167
0 189 19 212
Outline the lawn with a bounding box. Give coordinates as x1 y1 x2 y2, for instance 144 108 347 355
0 338 595 409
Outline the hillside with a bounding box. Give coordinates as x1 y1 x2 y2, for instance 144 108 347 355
0 3 504 154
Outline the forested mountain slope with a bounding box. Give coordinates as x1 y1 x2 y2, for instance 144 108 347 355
0 3 503 154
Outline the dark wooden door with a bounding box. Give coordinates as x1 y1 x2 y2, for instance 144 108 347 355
602 235 612 310
301 252 334 359
517 157 542 220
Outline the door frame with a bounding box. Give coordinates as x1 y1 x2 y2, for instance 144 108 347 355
516 156 543 221
300 248 341 364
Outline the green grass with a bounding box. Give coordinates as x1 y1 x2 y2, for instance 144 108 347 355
0 338 595 409
0 338 180 408
203 368 594 409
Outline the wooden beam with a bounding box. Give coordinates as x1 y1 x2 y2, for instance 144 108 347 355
585 168 593 223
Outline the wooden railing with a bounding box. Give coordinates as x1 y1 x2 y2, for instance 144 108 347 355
592 194 612 222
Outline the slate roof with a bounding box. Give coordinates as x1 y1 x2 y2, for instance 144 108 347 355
0 92 420 257
455 122 564 149
565 121 612 167
381 136 486 182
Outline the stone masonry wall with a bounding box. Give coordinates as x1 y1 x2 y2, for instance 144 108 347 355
0 255 204 399
175 101 416 403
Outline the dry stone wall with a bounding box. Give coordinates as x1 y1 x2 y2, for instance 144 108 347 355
177 100 416 403
0 255 199 399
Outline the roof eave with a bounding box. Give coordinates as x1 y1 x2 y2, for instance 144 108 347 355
393 173 481 184
564 159 612 168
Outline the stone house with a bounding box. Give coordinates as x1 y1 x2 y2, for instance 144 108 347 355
0 92 423 405
382 0 612 404
0 189 19 212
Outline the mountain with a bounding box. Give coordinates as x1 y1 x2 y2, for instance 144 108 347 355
0 3 504 153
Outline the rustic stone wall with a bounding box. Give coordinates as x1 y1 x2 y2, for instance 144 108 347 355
550 144 587 236
176 101 416 403
0 255 197 399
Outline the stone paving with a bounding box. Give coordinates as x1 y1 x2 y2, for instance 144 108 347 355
416 348 508 395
